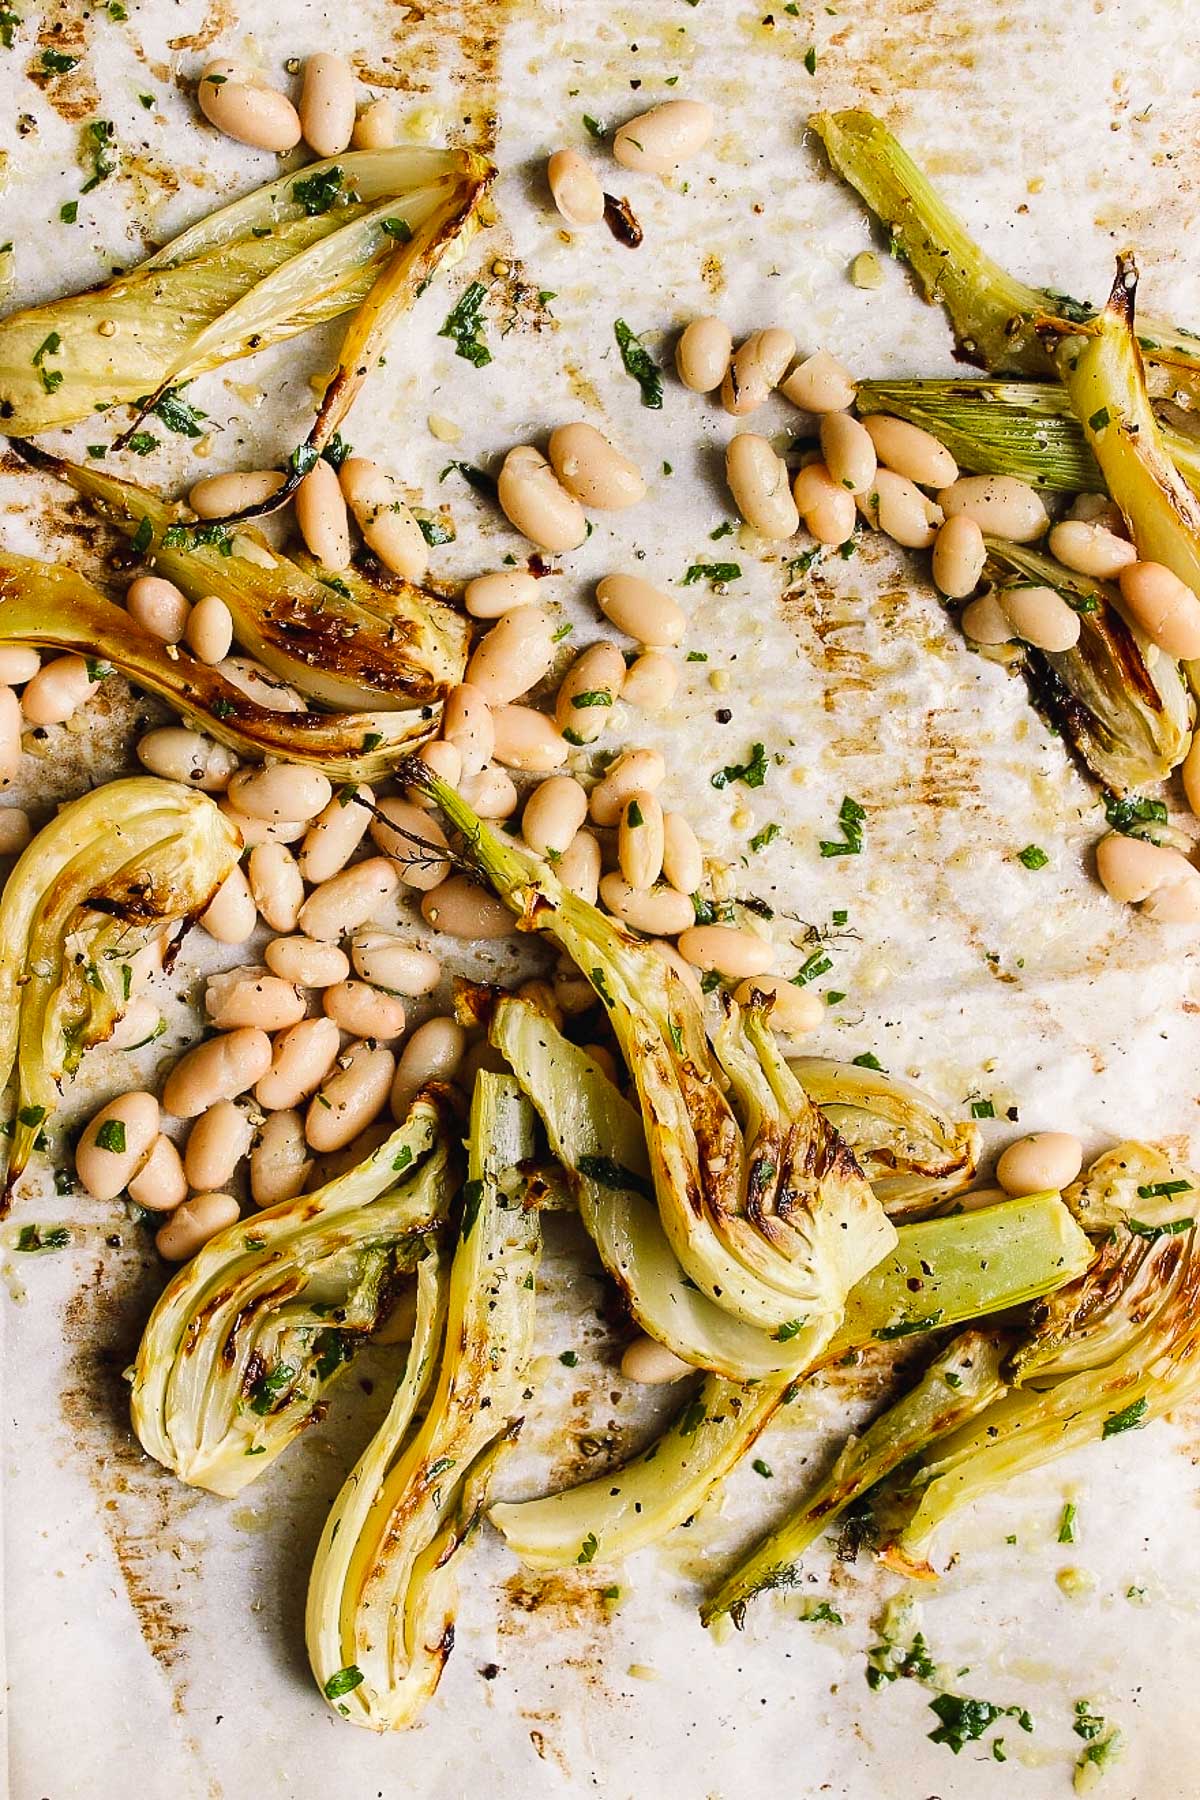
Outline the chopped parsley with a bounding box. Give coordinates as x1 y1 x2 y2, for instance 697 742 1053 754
416 515 455 546
801 1600 844 1625
803 44 818 73
927 1692 1033 1755
1128 1214 1193 1239
1103 791 1167 837
791 950 832 987
1018 844 1049 870
15 1224 71 1253
582 114 606 141
711 741 768 790
149 387 207 437
819 794 866 858
41 47 79 72
749 821 780 851
970 1099 996 1119
683 560 741 587
773 1318 805 1342
80 119 117 192
126 431 159 456
292 165 344 217
577 1154 652 1199
874 1309 944 1341
131 516 154 554
1058 1502 1079 1544
613 317 663 408
559 1349 579 1367
852 1052 883 1071
32 330 63 394
439 281 492 368
572 689 614 709
460 1178 485 1239
94 1118 127 1154
60 200 78 223
323 1665 364 1700
752 1458 774 1478
248 1362 297 1415
1101 1396 1148 1439
1135 1178 1192 1199
439 459 496 498
1088 407 1111 432
0 9 20 50
380 215 413 242
577 1532 599 1564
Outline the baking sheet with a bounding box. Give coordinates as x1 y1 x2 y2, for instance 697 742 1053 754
3 0 1200 1793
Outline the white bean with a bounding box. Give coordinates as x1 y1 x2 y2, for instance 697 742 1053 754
352 97 397 151
466 604 557 704
1095 832 1198 905
463 569 540 619
620 1334 691 1384
126 575 190 643
156 1191 241 1261
256 1016 341 1111
556 641 625 744
780 350 856 414
662 811 703 894
554 969 596 1015
264 935 349 988
648 936 703 1001
295 457 351 570
127 1134 188 1212
999 584 1080 653
547 148 604 226
0 806 32 854
793 461 858 545
523 775 589 858
206 965 307 1031
0 686 21 781
247 841 304 932
548 423 646 510
409 739 461 802
721 327 797 416
599 873 693 935
200 866 258 944
937 474 1048 543
298 856 400 940
0 647 40 685
1047 519 1135 581
860 467 943 549
137 726 237 790
996 1132 1083 1197
390 1017 465 1119
613 99 713 174
420 875 515 939
219 798 307 847
960 590 1013 646
339 458 428 582
862 414 957 488
1118 562 1200 659
678 923 773 977
460 764 519 818
819 411 877 495
675 316 732 394
590 747 666 825
299 783 374 883
596 573 686 648
109 996 163 1050
306 1040 395 1151
324 979 406 1040
726 433 799 539
1142 873 1200 925
76 1091 160 1200
251 1109 312 1207
184 1099 254 1191
621 651 677 711
185 593 235 665
733 974 822 1035
490 704 568 772
20 654 92 726
618 790 665 889
197 62 301 153
350 931 441 995
188 469 285 519
369 796 452 889
299 52 356 158
557 828 601 903
218 656 306 712
442 683 494 778
932 515 987 599
1070 492 1126 534
497 445 587 552
228 763 332 822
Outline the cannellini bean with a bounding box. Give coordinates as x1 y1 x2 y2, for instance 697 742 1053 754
409 739 461 803
547 147 604 226
264 935 349 987
126 575 191 643
251 1109 312 1207
350 931 441 995
1142 874 1200 925
442 683 494 779
596 573 686 648
295 457 351 570
420 875 515 938
819 411 877 495
184 1099 254 1191
733 974 822 1035
1096 832 1200 907
307 1117 393 1189
726 433 799 540
109 996 163 1050
369 795 452 889
298 856 400 940
554 968 595 1015
996 1131 1083 1197
589 747 666 825
548 422 646 510
780 350 856 414
523 775 589 858
675 316 733 394
999 584 1080 653
580 1039 617 1081
299 52 355 157
0 647 40 685
932 515 986 599
76 1091 160 1200
323 979 407 1040
218 656 306 712
21 654 92 726
613 99 712 174
200 866 258 943
0 687 21 782
662 811 703 895
862 414 957 488
618 790 665 889
721 328 797 417
793 461 858 545
621 651 677 711
185 593 235 665
188 469 285 519
137 726 238 791
1118 561 1200 658
228 763 332 822
620 1334 691 1383
466 604 557 704
256 1016 341 1111
156 1191 241 1261
490 704 568 772
517 979 565 1030
860 467 943 549
306 1040 395 1151
678 923 773 977
460 763 519 819
0 806 32 854
339 458 428 582
463 569 540 619
497 445 587 552
1070 492 1126 534
352 97 397 150
127 937 166 988
219 798 307 847
557 828 601 903
197 61 301 152
937 474 1048 543
390 1016 466 1119
299 783 374 883
599 872 693 935
1048 519 1136 581
127 1134 188 1213
960 590 1014 646
247 841 304 932
556 641 625 744
648 936 704 1001
206 965 306 1031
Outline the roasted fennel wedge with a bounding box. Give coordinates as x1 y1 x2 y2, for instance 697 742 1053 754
883 1142 1200 1576
130 1094 457 1497
0 777 239 1208
12 444 468 713
306 1073 541 1731
981 540 1193 792
489 1192 1091 1569
0 551 434 780
0 147 493 448
408 765 896 1347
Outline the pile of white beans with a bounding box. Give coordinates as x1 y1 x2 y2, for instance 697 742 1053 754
196 52 398 159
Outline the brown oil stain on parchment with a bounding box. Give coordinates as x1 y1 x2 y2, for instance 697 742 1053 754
28 0 100 123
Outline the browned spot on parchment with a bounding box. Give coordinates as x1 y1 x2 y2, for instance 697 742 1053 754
354 0 530 148
29 0 99 123
166 0 237 55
